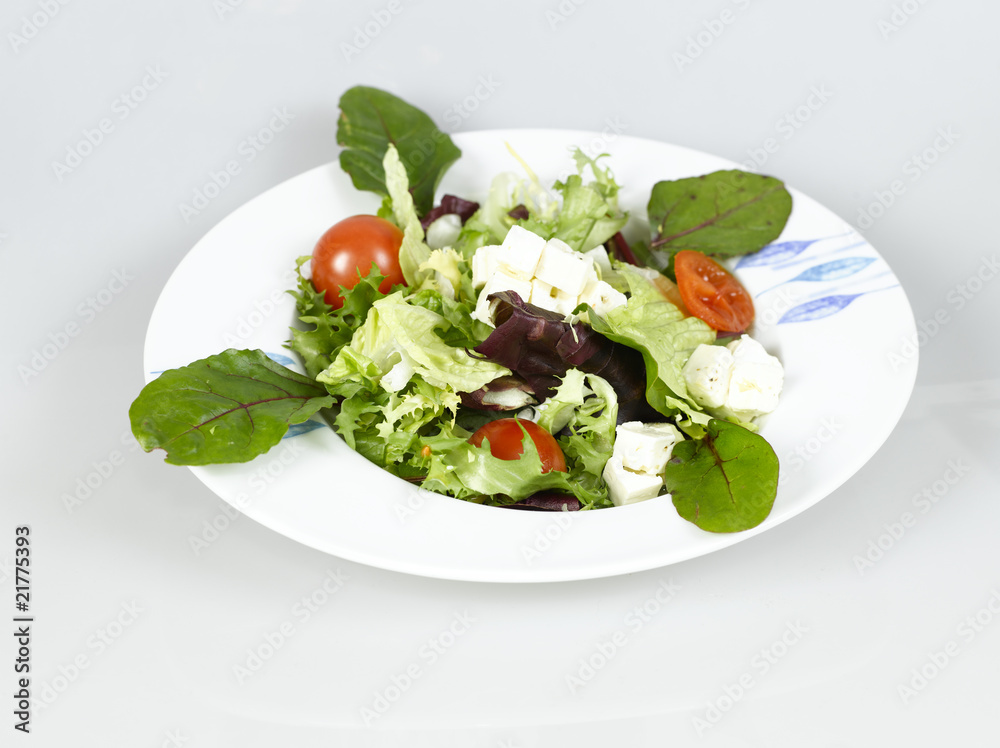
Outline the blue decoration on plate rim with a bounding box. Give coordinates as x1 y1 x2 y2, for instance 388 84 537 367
743 233 900 324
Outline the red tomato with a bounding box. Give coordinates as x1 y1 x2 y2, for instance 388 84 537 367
469 418 567 474
311 215 405 309
674 250 755 332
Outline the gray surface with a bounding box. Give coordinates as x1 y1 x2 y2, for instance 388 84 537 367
3 0 998 745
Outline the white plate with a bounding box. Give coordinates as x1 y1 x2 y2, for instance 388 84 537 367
144 129 918 582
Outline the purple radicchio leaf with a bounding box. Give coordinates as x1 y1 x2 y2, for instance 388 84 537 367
419 194 480 229
507 204 530 220
459 375 537 411
472 291 660 423
504 491 581 511
606 231 639 265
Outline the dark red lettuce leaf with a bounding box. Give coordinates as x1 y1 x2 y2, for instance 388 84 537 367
607 231 639 265
472 291 661 423
420 194 480 229
504 491 581 511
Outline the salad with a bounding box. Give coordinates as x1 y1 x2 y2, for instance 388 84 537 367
130 86 794 533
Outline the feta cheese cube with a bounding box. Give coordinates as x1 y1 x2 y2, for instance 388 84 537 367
471 244 502 289
534 238 596 297
602 456 664 507
425 213 462 250
498 225 546 279
529 278 579 315
613 421 683 475
721 337 783 420
682 344 735 409
473 270 533 325
583 246 613 277
726 334 780 366
580 278 627 318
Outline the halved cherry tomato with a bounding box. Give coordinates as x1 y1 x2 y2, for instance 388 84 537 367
311 215 405 309
673 250 754 332
468 418 567 473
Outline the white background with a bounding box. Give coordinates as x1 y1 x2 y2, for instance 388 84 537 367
3 0 999 745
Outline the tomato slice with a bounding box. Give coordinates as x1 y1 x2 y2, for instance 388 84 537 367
311 215 405 309
468 418 567 473
673 250 754 332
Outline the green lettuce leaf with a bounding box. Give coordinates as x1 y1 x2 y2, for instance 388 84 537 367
129 349 333 465
589 265 716 423
407 288 492 348
318 291 508 395
285 256 391 380
550 149 628 251
337 86 461 216
536 369 617 489
423 423 608 509
383 144 432 288
664 419 779 532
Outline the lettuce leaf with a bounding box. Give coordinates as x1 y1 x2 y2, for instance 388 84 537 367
589 265 716 423
129 349 333 465
423 424 609 509
664 419 779 532
383 144 433 288
536 369 618 502
318 291 508 395
336 86 461 216
474 291 657 423
285 257 391 380
646 169 792 273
